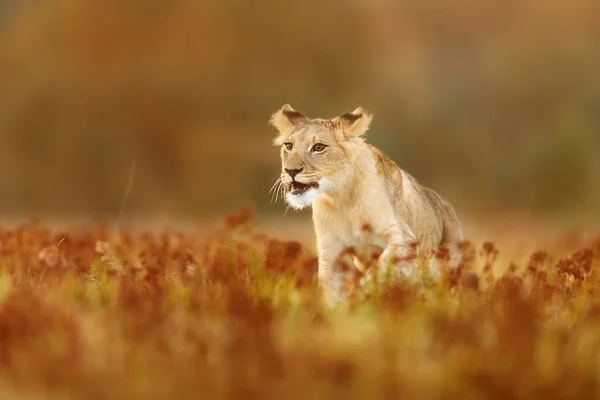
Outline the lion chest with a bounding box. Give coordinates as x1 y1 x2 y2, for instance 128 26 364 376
312 203 388 251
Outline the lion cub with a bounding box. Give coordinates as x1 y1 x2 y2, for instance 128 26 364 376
269 104 463 304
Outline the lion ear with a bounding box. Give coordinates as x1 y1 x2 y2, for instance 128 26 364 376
269 104 307 134
334 107 372 138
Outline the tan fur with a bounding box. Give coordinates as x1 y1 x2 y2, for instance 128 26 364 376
269 104 463 305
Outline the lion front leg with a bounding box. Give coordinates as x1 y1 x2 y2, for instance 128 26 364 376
359 243 415 287
316 241 353 308
379 242 419 279
317 259 346 308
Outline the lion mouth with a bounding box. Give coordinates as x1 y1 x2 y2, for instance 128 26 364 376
289 181 319 195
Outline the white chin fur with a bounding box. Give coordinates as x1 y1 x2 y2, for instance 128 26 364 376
284 178 334 210
285 188 318 210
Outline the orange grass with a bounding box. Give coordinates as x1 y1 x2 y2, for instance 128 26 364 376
0 205 599 399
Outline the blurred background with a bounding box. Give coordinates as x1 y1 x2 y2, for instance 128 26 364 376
0 0 599 228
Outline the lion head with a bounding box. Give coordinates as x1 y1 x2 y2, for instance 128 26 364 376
269 104 373 210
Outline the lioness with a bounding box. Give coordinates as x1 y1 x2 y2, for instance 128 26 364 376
269 104 463 304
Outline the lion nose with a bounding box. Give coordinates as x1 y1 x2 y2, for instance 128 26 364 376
285 168 303 179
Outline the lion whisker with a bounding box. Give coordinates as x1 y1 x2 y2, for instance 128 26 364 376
269 176 282 202
277 181 286 203
274 180 284 203
269 176 288 204
268 176 280 194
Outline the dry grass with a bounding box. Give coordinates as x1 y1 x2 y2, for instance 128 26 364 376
0 205 599 398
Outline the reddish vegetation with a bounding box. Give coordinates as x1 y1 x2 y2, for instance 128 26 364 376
0 206 599 398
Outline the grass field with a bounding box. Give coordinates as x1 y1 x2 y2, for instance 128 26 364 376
0 205 599 399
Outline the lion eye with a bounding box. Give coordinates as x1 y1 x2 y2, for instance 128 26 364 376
311 143 327 153
284 142 293 151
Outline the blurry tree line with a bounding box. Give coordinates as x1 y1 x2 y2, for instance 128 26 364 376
0 0 598 220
